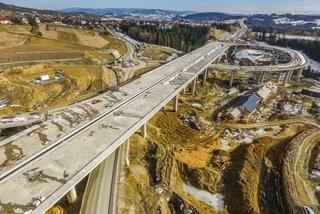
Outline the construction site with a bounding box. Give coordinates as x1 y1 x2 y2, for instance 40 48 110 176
0 23 178 118
115 66 320 213
0 11 318 214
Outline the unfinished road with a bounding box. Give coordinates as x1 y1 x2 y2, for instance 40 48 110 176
282 129 320 214
213 118 320 129
0 41 229 214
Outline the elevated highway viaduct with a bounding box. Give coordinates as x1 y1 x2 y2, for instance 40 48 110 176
0 41 230 214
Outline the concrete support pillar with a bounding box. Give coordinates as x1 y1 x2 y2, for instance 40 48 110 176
260 71 267 84
173 95 179 112
256 71 262 84
125 139 130 167
140 123 147 138
192 78 197 96
276 71 282 84
67 187 78 204
183 87 187 94
203 68 208 85
283 70 293 85
256 71 266 84
288 69 294 80
296 68 303 82
229 71 236 87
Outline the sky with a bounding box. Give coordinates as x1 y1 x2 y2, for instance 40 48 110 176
2 0 320 14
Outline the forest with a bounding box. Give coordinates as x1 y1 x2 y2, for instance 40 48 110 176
253 27 320 62
119 22 210 52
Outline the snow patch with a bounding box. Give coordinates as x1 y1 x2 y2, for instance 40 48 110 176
183 183 225 212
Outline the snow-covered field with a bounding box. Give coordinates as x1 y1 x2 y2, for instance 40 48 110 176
220 126 282 145
273 17 320 27
309 59 320 73
233 49 272 65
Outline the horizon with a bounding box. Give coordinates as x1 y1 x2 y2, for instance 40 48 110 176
1 0 320 15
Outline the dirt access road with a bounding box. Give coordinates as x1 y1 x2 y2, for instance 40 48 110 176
282 129 320 213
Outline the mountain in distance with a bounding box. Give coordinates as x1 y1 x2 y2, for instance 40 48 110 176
0 2 78 15
61 8 195 20
182 12 233 21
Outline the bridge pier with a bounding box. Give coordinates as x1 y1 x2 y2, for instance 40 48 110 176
229 71 236 87
183 87 187 94
283 70 293 86
203 68 208 85
125 139 130 167
276 71 282 84
67 187 78 204
296 68 303 82
140 123 147 138
256 71 262 84
173 95 179 112
192 78 197 96
288 69 294 80
260 71 266 84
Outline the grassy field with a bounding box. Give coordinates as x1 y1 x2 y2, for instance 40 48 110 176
211 29 230 41
0 24 32 35
57 31 79 43
0 32 124 65
134 63 160 77
0 36 94 64
142 45 177 61
102 35 127 56
40 24 109 48
0 32 26 48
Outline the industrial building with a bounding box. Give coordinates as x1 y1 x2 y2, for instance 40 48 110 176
226 82 277 120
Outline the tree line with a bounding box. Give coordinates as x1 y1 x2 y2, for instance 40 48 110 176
253 26 320 61
253 26 320 79
119 22 210 52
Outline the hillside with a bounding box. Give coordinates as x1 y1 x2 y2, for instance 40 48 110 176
183 12 231 21
61 8 194 20
0 2 83 16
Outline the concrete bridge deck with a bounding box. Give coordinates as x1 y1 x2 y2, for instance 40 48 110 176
0 42 229 214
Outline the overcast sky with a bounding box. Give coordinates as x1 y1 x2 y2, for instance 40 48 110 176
2 0 320 13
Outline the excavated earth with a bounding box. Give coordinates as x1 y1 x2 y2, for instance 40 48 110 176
117 75 314 214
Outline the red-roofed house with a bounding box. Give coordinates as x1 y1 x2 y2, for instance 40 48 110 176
0 17 12 25
52 18 63 24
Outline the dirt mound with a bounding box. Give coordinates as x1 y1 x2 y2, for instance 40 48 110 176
222 125 306 214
